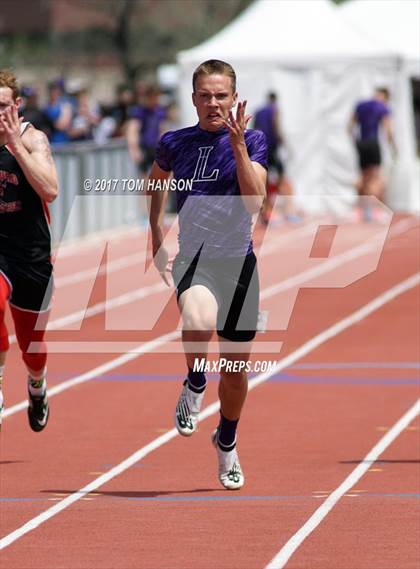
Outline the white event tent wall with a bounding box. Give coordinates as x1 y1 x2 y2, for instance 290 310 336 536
339 0 420 72
339 0 420 212
177 0 420 214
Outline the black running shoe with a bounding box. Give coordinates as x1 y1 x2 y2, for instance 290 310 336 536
27 390 49 432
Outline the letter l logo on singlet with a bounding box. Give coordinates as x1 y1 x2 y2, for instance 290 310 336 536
192 146 219 182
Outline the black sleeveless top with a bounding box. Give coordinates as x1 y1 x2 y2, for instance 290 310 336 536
0 133 51 264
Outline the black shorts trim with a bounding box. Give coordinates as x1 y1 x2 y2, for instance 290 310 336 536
172 251 259 342
0 255 53 312
356 139 381 170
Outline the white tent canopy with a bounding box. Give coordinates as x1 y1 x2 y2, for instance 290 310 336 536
179 0 392 62
177 0 419 213
340 0 420 72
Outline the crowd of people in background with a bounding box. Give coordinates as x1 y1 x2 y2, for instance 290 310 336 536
18 76 399 225
18 77 176 148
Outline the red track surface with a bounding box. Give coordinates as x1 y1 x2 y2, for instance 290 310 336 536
1 214 419 569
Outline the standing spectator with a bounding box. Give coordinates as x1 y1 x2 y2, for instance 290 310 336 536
110 84 134 138
69 88 100 142
348 87 398 221
126 84 167 176
253 92 298 224
19 86 52 137
43 80 72 144
133 80 147 108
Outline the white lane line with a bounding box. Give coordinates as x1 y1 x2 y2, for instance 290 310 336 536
265 397 420 568
261 216 416 299
55 251 146 287
2 331 181 419
41 282 168 332
52 226 144 259
252 272 420 390
1 272 418 550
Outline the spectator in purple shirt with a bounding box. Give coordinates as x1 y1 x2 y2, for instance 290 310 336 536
254 93 282 169
148 59 267 490
254 92 299 224
126 84 167 175
348 87 397 220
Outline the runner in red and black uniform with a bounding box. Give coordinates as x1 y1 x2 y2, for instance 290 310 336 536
0 70 58 431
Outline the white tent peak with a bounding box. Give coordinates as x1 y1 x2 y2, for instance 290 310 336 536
179 0 392 63
177 0 419 213
339 0 420 64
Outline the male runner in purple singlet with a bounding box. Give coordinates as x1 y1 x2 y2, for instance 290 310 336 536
148 60 267 489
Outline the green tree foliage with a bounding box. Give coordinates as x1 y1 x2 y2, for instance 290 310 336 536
0 0 253 82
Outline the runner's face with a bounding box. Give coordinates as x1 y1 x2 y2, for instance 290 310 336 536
0 87 16 134
0 88 21 138
192 74 237 131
